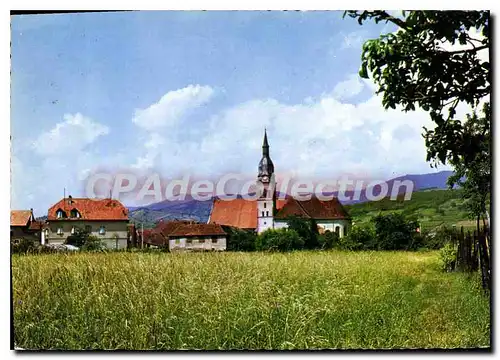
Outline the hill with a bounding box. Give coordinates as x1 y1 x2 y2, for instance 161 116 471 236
345 189 474 231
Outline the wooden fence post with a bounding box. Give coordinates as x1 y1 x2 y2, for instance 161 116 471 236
478 228 491 292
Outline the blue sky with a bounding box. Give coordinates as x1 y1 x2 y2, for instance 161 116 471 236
11 11 450 213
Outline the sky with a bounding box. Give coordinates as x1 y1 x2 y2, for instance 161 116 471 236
10 10 454 213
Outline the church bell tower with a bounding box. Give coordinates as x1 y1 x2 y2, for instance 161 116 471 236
257 129 276 234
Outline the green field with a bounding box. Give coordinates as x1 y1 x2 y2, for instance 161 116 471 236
12 251 490 350
346 189 477 231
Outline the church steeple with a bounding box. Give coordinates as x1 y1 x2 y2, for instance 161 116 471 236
262 128 270 156
258 129 274 183
257 129 276 234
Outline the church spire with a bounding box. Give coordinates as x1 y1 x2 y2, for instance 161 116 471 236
258 129 274 183
262 128 269 156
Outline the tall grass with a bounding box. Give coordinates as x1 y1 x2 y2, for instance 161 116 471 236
12 251 490 350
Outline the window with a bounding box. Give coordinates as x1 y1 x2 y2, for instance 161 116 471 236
199 238 205 243
57 227 63 235
212 237 218 243
99 226 106 235
175 239 180 244
261 211 264 217
266 211 269 217
344 227 348 237
264 203 267 209
264 221 266 225
85 225 92 233
70 209 80 218
335 226 340 236
56 210 66 219
186 239 192 244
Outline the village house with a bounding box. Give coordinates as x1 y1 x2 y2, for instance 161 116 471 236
45 196 130 249
209 130 352 236
10 209 44 243
168 223 227 251
142 220 227 251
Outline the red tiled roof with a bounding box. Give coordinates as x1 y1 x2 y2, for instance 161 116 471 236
169 223 226 237
47 198 128 221
275 196 351 220
209 195 350 229
142 220 194 246
10 210 32 227
208 197 287 229
28 220 45 231
209 198 258 229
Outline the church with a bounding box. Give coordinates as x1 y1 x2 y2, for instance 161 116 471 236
208 131 352 237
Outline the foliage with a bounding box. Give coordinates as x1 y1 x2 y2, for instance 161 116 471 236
12 251 490 349
318 230 339 250
343 224 376 250
285 215 320 249
65 227 90 248
447 103 491 226
11 238 38 254
255 228 304 252
372 213 420 250
225 226 257 252
344 10 489 167
345 189 475 231
80 235 106 252
439 242 458 272
66 227 105 251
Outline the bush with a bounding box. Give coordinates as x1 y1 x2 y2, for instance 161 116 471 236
225 227 257 251
66 227 105 251
285 216 320 249
318 230 339 250
256 228 304 252
80 235 106 252
65 227 91 248
342 225 375 250
11 238 39 254
372 213 419 250
439 242 457 272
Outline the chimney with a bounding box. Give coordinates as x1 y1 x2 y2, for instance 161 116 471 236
68 195 73 205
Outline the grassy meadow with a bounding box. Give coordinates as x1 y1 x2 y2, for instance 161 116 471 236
12 251 490 350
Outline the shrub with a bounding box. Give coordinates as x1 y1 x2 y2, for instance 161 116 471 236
80 235 106 252
11 238 39 254
66 227 106 251
318 230 339 250
439 242 457 272
225 227 256 251
342 225 376 250
285 215 320 249
65 227 91 248
372 213 419 250
256 228 304 252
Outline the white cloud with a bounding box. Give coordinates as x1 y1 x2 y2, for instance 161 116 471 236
132 85 214 131
340 30 367 49
332 74 365 100
129 76 445 184
31 113 109 156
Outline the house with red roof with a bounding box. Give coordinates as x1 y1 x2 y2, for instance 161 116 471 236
142 220 227 251
45 195 130 249
10 209 44 243
208 130 352 237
